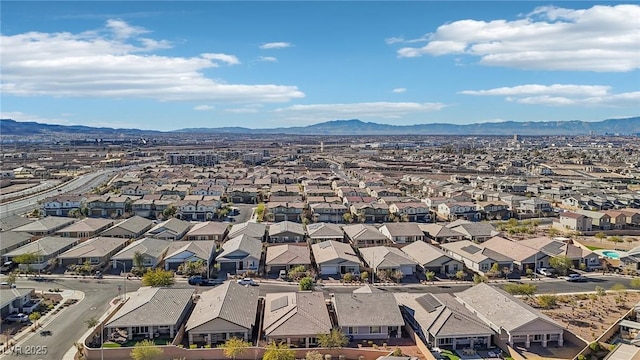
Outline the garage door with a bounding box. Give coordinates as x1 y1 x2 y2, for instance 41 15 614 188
321 265 338 275
400 265 415 276
269 265 287 274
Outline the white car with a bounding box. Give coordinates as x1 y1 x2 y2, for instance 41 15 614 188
537 268 553 277
5 313 29 323
236 278 257 286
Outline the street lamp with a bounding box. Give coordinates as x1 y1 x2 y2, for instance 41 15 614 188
112 260 128 301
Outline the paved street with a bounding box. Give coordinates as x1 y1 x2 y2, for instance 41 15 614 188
0 171 114 219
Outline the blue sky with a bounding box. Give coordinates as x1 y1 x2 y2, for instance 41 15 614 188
1 1 638 131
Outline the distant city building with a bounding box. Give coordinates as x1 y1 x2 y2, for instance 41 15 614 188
167 152 219 166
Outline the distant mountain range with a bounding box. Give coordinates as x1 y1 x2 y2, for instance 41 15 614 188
2 117 639 137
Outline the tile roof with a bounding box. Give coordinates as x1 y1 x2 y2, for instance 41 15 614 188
400 240 454 265
332 293 404 327
217 235 262 261
306 223 344 239
343 224 389 242
186 222 229 237
359 246 418 269
106 287 194 328
186 281 259 331
0 231 32 252
12 216 76 233
5 236 80 257
58 237 129 259
0 215 34 231
266 244 311 266
227 222 266 239
263 292 332 337
268 221 306 236
311 240 360 265
112 237 171 260
164 241 215 261
380 223 424 237
56 218 114 233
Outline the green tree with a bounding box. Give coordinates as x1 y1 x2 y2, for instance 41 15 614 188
630 278 640 290
609 236 623 244
162 206 177 219
425 270 436 284
503 283 537 296
342 213 353 223
219 337 251 360
537 295 557 309
595 232 607 243
549 255 573 276
28 311 41 324
142 268 175 287
360 271 369 283
85 317 99 328
179 260 207 276
6 271 17 286
299 276 314 291
130 339 163 360
263 342 295 360
13 252 38 266
318 328 348 348
305 351 323 360
455 270 466 282
342 273 353 283
287 265 308 281
473 274 488 284
595 285 606 296
255 203 265 222
132 251 144 269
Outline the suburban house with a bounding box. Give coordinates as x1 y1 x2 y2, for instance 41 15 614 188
350 203 390 223
311 240 361 276
604 210 628 229
4 236 81 270
517 198 553 215
111 238 171 271
518 237 601 270
481 236 549 273
0 215 34 232
144 218 192 241
100 216 153 239
265 244 311 274
575 209 612 230
358 246 418 278
105 287 195 341
378 223 424 244
558 212 592 232
266 202 305 222
185 281 259 346
418 224 465 244
620 246 640 271
268 221 306 243
41 195 85 216
400 241 463 276
306 223 344 244
0 231 32 256
395 293 493 350
437 202 480 221
310 203 349 223
55 218 115 238
12 216 76 236
227 222 267 242
227 186 259 204
332 292 404 340
388 202 431 222
440 240 514 276
185 221 229 242
1 288 35 318
57 237 130 268
343 224 390 248
448 222 499 243
456 284 565 348
86 195 138 218
262 291 332 347
215 235 261 274
163 240 216 272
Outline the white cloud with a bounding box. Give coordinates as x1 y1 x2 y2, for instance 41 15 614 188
395 4 640 72
225 108 259 114
105 19 149 39
257 56 278 62
385 34 430 44
201 53 240 65
460 84 611 97
0 20 304 103
259 42 293 49
461 84 639 107
194 105 214 111
273 101 445 121
392 88 407 93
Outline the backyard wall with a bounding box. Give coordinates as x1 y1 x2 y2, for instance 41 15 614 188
404 324 437 360
84 345 392 360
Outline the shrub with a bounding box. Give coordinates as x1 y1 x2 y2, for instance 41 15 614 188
342 273 353 283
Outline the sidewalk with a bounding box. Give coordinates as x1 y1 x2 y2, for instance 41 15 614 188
6 290 84 353
61 293 128 360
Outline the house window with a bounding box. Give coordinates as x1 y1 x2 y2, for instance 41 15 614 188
534 334 543 341
347 327 358 334
369 326 381 334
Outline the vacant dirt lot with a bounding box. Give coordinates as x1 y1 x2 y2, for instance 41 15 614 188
524 292 640 342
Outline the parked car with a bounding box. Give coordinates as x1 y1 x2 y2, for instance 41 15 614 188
94 271 103 279
537 268 554 277
188 275 220 286
237 278 257 286
0 281 16 289
40 330 52 336
566 274 587 282
1 261 16 272
5 313 29 323
279 270 288 280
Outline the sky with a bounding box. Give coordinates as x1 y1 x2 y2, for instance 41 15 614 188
1 1 639 131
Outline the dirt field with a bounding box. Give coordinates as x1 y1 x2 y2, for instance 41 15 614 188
523 292 640 342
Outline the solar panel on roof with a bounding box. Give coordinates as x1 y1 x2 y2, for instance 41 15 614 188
461 245 481 254
416 294 442 313
319 242 332 249
271 295 288 312
541 243 562 255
